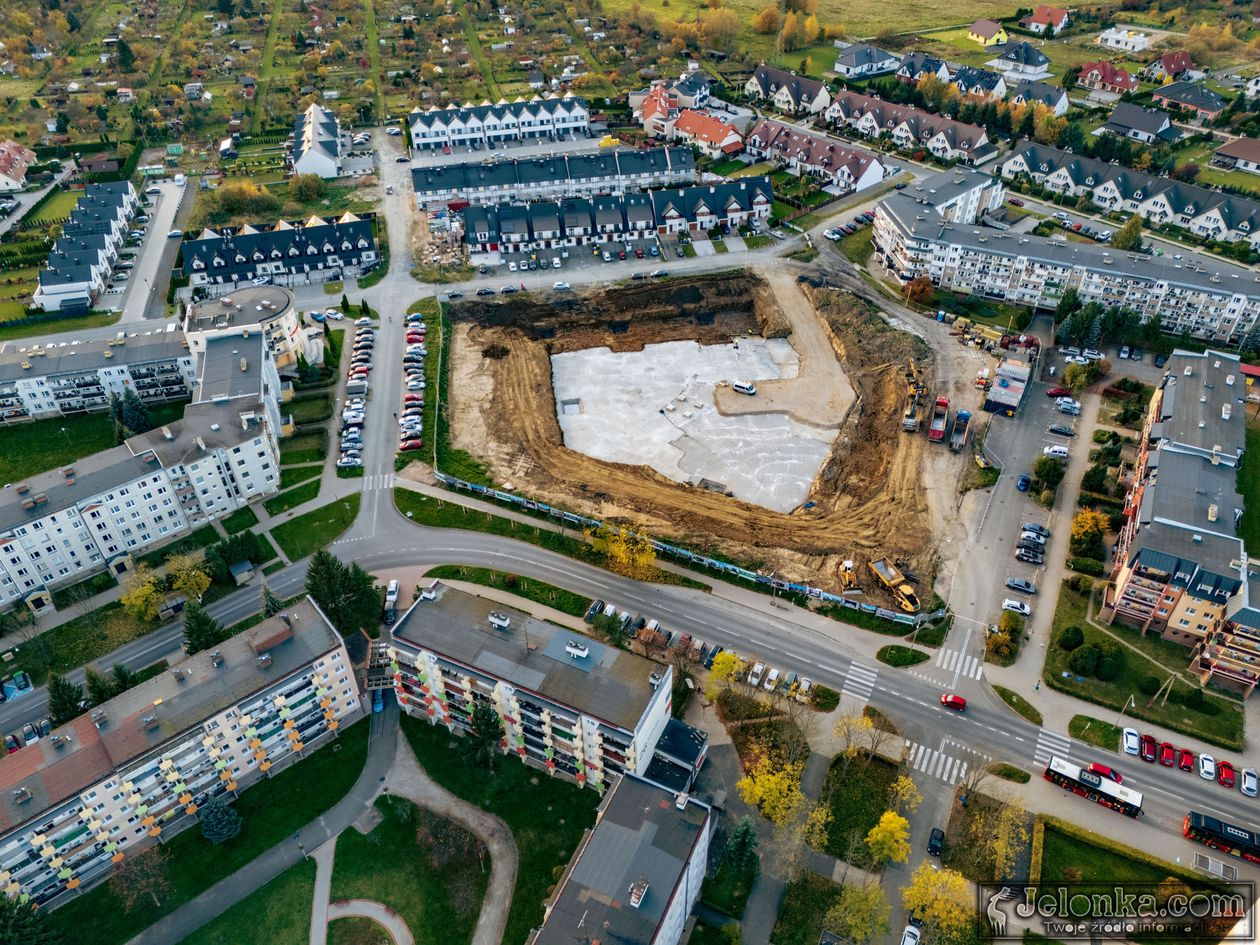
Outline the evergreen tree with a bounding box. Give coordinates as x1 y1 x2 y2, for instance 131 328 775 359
116 39 136 71
110 663 138 694
261 581 283 617
1110 214 1143 252
340 293 350 313
467 701 503 770
359 299 369 316
724 816 760 877
304 550 381 635
85 668 114 707
182 602 224 655
47 674 84 726
120 388 151 434
0 893 64 944
199 796 243 844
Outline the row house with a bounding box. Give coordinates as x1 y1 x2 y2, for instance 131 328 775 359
1001 141 1260 251
1078 61 1138 94
407 96 589 150
290 103 342 179
744 64 830 115
744 118 885 193
825 90 994 164
951 66 1008 100
0 600 361 905
34 182 140 313
182 212 378 291
411 147 696 209
896 53 951 86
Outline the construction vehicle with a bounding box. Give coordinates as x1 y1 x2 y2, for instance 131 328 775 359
927 396 950 443
599 134 622 147
868 558 920 613
839 560 859 591
949 409 972 452
975 369 992 391
903 359 925 432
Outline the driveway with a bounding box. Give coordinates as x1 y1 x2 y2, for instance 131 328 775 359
117 180 188 324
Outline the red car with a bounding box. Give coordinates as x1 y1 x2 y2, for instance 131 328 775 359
1139 733 1157 762
404 395 423 403
635 247 645 258
940 693 967 711
1219 760 1237 788
1158 741 1176 766
618 249 627 260
1047 387 1071 397
399 440 422 452
1178 748 1195 772
1087 762 1122 784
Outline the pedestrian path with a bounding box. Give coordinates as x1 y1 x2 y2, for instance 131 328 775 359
1034 728 1071 766
935 646 984 680
841 661 879 703
905 739 970 786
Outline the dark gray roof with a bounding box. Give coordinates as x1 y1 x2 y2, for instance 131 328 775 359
1155 80 1225 113
125 398 267 468
653 718 707 767
953 66 1004 92
749 64 826 105
1010 80 1065 108
0 447 160 533
194 334 265 402
0 330 188 383
998 42 1049 67
182 214 376 281
1104 102 1179 140
671 71 709 97
834 43 897 70
408 96 588 129
1152 350 1246 464
898 53 947 79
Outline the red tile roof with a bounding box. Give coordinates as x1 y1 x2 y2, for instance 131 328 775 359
0 140 35 186
673 110 741 148
1021 5 1068 27
1079 61 1137 91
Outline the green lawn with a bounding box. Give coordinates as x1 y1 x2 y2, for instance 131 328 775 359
820 755 899 864
328 918 392 945
702 860 757 918
174 860 315 945
876 644 929 667
278 464 323 490
401 715 600 945
425 566 590 617
136 523 221 568
288 394 332 424
270 494 360 560
331 796 487 945
220 506 260 535
837 228 874 265
1068 714 1124 751
26 190 79 224
1040 822 1201 888
993 684 1044 726
50 722 369 945
743 234 775 249
771 873 845 945
11 600 159 686
264 479 322 515
280 431 328 465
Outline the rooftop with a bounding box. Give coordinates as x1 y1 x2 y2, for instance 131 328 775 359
185 286 296 333
1152 350 1246 464
0 329 189 384
194 333 266 403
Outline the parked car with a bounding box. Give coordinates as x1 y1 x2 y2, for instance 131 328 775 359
1046 387 1071 398
1006 578 1037 595
1139 733 1157 762
927 827 944 857
1122 727 1140 756
1047 424 1075 437
1219 760 1237 789
1001 598 1031 617
167 229 183 238
1178 748 1195 772
1159 742 1176 766
1015 549 1044 565
1242 768 1258 797
1016 474 1031 492
476 287 495 296
1199 753 1217 780
1022 523 1050 538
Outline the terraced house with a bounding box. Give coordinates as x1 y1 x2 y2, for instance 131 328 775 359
1001 142 1260 251
0 600 360 906
745 118 885 193
824 90 994 164
407 96 590 150
744 64 830 115
33 182 139 313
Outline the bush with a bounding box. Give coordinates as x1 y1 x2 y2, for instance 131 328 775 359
1058 625 1084 651
1181 686 1205 709
1096 656 1119 681
1069 557 1105 576
1068 574 1095 595
812 685 839 711
1139 675 1161 696
1068 643 1099 676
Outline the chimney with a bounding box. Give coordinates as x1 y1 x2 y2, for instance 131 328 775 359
675 792 688 810
240 357 248 372
628 879 649 908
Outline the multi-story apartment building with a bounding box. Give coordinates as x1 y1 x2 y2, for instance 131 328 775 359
410 148 696 209
1107 350 1260 696
744 119 885 193
181 212 378 293
1001 141 1260 252
387 584 673 791
530 774 713 945
183 285 316 374
407 96 589 150
462 179 773 254
34 182 140 313
0 332 195 423
0 599 361 906
824 90 994 164
873 171 1260 343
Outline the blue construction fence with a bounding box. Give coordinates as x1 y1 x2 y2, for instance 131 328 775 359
432 472 949 629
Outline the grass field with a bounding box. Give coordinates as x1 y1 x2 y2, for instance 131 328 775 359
0 310 122 339
425 565 591 617
820 754 899 864
174 860 315 945
277 464 323 490
771 874 846 945
327 918 391 945
220 506 260 535
994 684 1043 725
25 190 79 224
270 494 360 560
11 601 159 686
1239 425 1260 556
280 431 328 465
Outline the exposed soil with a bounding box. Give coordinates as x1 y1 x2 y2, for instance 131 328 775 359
444 272 941 594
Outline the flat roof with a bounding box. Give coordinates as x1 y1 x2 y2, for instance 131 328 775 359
0 329 189 383
126 399 266 468
0 598 341 834
185 286 296 332
1154 350 1246 463
392 583 660 731
0 445 163 533
195 334 265 402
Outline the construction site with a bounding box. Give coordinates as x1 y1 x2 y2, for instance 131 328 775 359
442 269 978 600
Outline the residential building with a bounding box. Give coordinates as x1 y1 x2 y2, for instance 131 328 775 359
1098 27 1150 53
1247 76 1260 100
0 599 361 905
1019 5 1069 34
0 140 35 191
529 775 714 945
967 19 1008 47
387 584 673 790
825 89 994 164
832 43 899 79
1212 137 1260 177
896 53 951 86
989 42 1051 80
181 212 378 292
744 65 830 115
669 70 711 109
33 182 139 313
183 285 317 372
1001 141 1260 251
1145 50 1194 81
407 96 589 150
951 66 1008 100
410 148 696 209
1100 102 1180 143
1078 61 1138 94
290 103 342 179
650 181 773 234
873 170 1260 343
745 118 884 192
643 719 709 792
1009 80 1069 116
1153 80 1226 120
670 111 743 158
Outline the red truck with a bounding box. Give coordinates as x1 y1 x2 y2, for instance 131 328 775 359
927 397 950 443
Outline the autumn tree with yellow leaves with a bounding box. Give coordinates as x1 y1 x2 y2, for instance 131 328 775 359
901 862 973 940
737 755 805 826
865 810 911 865
586 524 658 580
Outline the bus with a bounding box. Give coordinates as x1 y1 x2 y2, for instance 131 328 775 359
1043 756 1144 817
1184 812 1260 864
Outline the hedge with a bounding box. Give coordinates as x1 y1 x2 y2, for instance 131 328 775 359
812 685 839 712
1077 491 1125 512
1029 816 1045 883
1068 557 1105 576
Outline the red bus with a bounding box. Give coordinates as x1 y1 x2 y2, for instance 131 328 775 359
1044 756 1143 817
1184 811 1260 864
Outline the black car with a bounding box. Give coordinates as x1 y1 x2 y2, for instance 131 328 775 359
1153 354 1166 368
927 827 944 857
585 599 605 623
476 287 495 296
446 291 464 300
703 645 723 670
1017 539 1043 553
1015 549 1044 565
1047 423 1075 437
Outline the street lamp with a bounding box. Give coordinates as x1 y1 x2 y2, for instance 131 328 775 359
59 427 71 447
1113 693 1135 727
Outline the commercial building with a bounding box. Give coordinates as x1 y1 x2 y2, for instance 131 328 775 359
745 118 885 193
34 182 140 313
181 212 378 292
530 774 713 945
0 140 35 191
290 103 342 179
1000 141 1260 252
872 167 1260 343
744 65 830 115
183 285 318 373
824 90 994 164
0 599 361 906
1107 351 1260 696
387 583 673 790
410 148 696 209
407 96 590 150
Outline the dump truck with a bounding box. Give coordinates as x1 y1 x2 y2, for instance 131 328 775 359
868 558 920 614
949 409 972 452
927 397 950 443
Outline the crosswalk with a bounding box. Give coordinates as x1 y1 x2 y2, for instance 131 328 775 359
842 662 879 703
1034 728 1072 766
363 473 395 491
934 647 983 680
906 740 970 785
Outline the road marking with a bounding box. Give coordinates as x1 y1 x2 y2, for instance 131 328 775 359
1034 728 1072 765
934 648 983 681
841 662 878 704
907 740 969 785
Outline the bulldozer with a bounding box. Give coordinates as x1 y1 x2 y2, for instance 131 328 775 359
839 560 859 590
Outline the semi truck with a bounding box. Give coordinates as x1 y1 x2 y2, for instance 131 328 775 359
949 410 972 452
868 558 921 614
927 397 950 443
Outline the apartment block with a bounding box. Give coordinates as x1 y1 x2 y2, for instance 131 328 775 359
34 182 140 313
0 599 360 907
183 285 317 373
387 584 673 791
408 96 589 150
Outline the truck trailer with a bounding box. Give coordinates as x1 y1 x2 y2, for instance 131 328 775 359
868 558 921 613
948 410 972 452
927 397 950 443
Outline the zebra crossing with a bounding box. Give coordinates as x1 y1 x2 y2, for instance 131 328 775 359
905 740 970 785
934 647 983 680
841 662 879 703
363 473 395 491
1034 728 1072 766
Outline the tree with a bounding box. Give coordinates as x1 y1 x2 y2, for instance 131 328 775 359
48 673 83 725
1111 214 1143 251
587 525 657 581
724 817 760 877
1054 287 1081 326
736 756 805 826
773 798 831 880
182 602 224 655
1063 362 1089 392
340 293 350 313
467 700 504 770
120 565 163 621
779 11 807 51
706 651 746 697
889 774 922 814
1032 455 1065 492
120 388 152 435
359 299 369 316
823 882 890 945
700 8 740 51
902 863 972 940
304 550 382 635
110 663 137 694
199 796 243 844
260 581 283 617
116 39 136 71
865 810 910 865
969 798 1029 880
0 893 64 944
1070 509 1108 558
166 552 211 603
906 275 934 303
109 846 172 912
290 173 327 202
85 668 114 706
751 4 781 33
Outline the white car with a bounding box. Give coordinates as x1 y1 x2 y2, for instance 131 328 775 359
1199 754 1217 781
824 228 841 241
336 457 362 468
1042 445 1069 460
747 662 765 687
508 261 518 272
1001 598 1031 617
1242 767 1258 798
553 281 571 290
355 317 372 327
900 926 921 945
1122 727 1140 756
1064 355 1089 365
251 276 271 286
407 381 425 391
387 127 402 136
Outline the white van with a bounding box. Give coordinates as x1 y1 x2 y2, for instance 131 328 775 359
748 662 766 687
385 580 400 605
1043 445 1069 460
732 381 757 396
